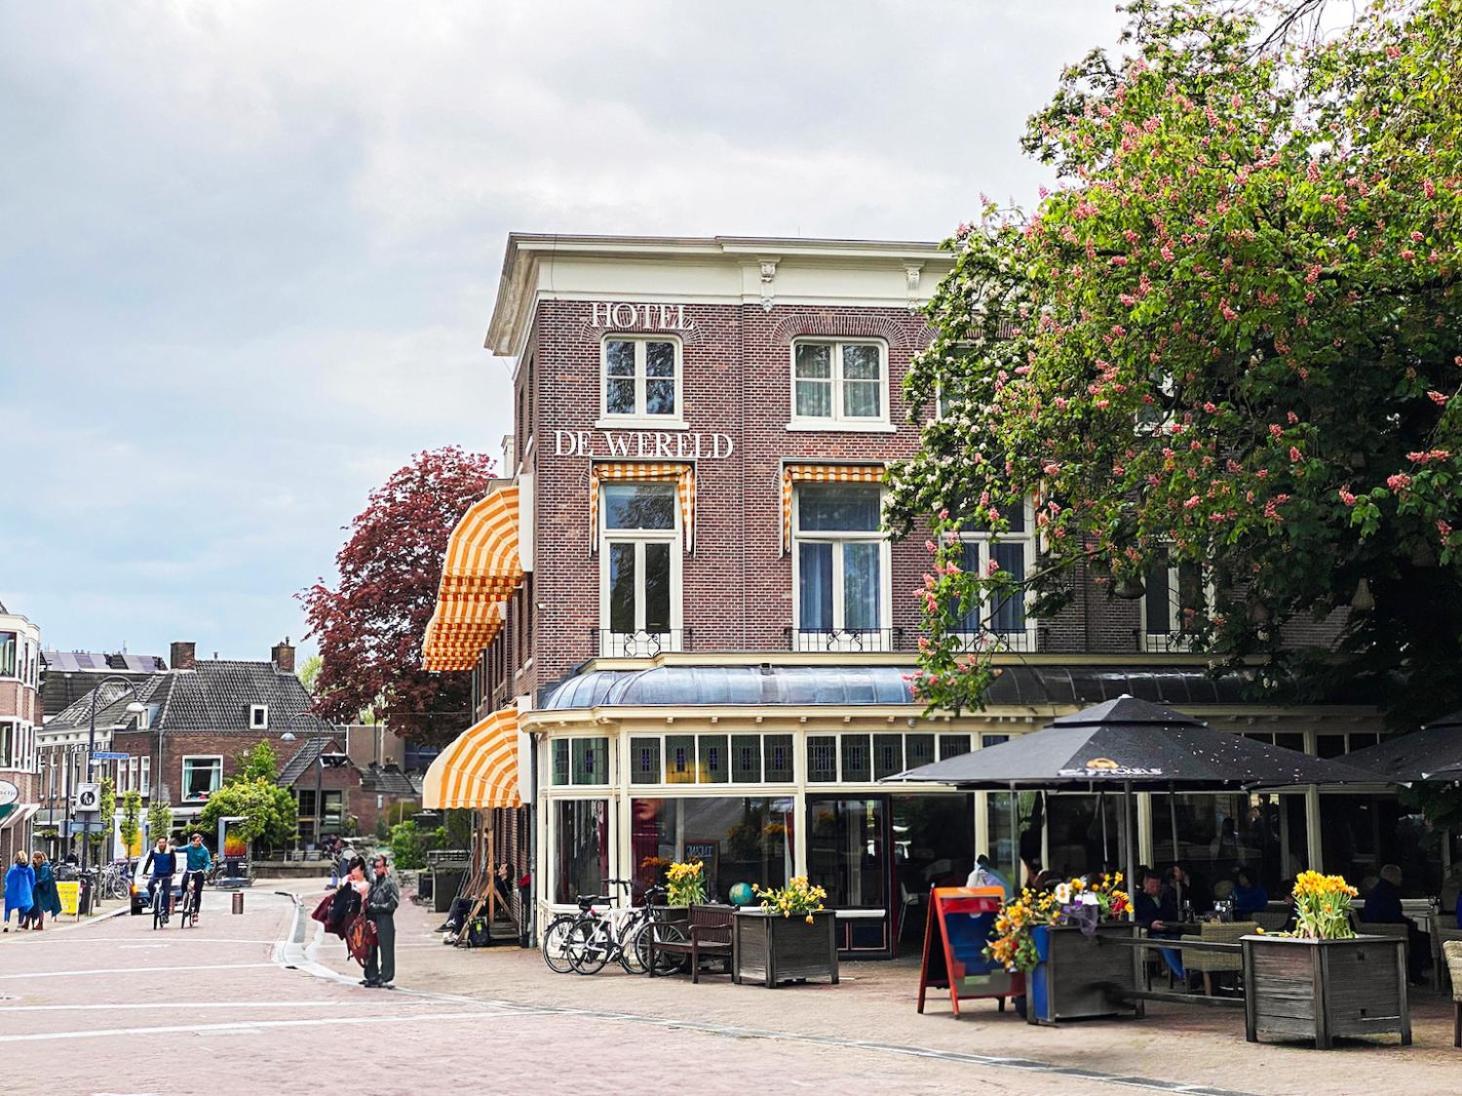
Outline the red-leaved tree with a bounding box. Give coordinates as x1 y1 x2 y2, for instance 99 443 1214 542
301 447 497 743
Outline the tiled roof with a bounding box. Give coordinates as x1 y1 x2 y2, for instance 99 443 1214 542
278 736 347 786
361 764 420 798
47 659 335 735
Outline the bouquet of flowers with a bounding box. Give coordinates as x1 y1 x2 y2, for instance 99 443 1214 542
1283 870 1357 940
665 859 707 907
985 873 1129 973
752 876 828 924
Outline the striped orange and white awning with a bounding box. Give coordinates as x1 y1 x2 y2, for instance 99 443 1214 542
422 483 524 671
781 462 886 551
589 461 695 551
422 706 521 810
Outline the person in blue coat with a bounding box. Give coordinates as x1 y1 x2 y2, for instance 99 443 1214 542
4 851 35 931
28 851 62 929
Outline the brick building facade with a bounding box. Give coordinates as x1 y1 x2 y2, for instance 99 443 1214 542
0 603 42 866
424 235 1423 956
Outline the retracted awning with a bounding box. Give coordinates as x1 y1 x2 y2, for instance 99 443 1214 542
422 484 524 671
589 461 695 551
422 706 521 810
781 462 885 551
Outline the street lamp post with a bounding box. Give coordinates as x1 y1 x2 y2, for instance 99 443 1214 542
81 678 147 874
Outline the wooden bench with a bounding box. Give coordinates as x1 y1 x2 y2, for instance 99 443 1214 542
649 904 734 983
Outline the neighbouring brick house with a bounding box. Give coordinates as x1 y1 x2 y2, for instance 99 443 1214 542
45 639 414 855
419 234 1415 956
0 601 43 865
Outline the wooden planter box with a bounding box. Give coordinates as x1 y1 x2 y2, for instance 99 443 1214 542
733 909 839 987
1242 934 1411 1048
1026 922 1139 1025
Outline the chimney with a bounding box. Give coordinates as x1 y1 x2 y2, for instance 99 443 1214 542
271 636 295 674
169 641 196 671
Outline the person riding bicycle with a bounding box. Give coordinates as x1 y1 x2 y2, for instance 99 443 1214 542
143 836 178 920
182 833 212 917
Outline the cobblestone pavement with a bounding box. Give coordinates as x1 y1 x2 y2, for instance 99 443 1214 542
289 877 1462 1096
1 879 1454 1096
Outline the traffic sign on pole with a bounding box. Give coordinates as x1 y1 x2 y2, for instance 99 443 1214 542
74 782 101 813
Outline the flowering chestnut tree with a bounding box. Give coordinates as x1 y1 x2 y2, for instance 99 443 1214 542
887 0 1462 723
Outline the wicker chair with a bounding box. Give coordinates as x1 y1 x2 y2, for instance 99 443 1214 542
1182 920 1258 996
1446 941 1462 1047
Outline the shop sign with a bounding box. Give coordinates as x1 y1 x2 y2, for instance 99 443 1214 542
554 429 734 460
0 780 17 808
1056 758 1163 778
588 302 695 331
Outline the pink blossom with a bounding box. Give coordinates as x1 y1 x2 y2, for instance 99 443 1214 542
1183 495 1201 510
1160 244 1175 262
1438 519 1453 540
1268 424 1283 439
1401 248 1416 261
1408 449 1452 464
985 558 1001 577
1387 473 1413 492
1424 179 1436 198
1427 390 1449 406
1289 447 1302 463
938 508 950 521
1042 462 1061 475
1338 486 1357 507
1203 401 1217 414
1286 411 1299 424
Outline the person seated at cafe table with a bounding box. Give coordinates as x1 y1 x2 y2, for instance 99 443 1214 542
1231 866 1269 918
1163 862 1210 913
1135 870 1186 981
1361 864 1430 984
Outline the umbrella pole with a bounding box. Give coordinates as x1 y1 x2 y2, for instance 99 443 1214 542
1008 785 1020 889
1169 783 1183 912
1123 780 1137 921
1098 786 1109 864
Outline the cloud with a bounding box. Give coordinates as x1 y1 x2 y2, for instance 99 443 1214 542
0 0 1126 660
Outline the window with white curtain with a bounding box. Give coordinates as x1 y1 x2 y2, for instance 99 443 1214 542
790 340 889 428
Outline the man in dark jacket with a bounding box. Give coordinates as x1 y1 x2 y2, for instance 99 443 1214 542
1134 870 1185 980
363 855 400 989
1362 864 1428 983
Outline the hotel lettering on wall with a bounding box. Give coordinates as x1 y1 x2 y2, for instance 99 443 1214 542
554 430 734 459
588 302 695 331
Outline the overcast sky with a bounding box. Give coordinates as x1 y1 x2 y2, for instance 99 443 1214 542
0 1 1127 663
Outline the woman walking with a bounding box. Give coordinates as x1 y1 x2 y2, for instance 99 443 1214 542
4 851 35 932
27 852 61 930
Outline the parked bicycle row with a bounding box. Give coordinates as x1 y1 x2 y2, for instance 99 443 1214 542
540 881 691 976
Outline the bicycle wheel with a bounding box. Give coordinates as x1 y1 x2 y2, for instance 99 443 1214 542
618 915 650 974
540 915 578 974
636 920 688 976
567 919 610 975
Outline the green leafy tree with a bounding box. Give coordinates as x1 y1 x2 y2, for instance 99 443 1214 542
888 0 1462 728
298 653 323 695
91 776 116 857
146 799 173 845
119 791 143 858
232 741 279 785
197 779 299 852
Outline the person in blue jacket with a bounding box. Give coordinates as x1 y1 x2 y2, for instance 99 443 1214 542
27 851 62 929
4 851 35 931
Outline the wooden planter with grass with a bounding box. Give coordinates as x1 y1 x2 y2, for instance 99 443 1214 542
1241 934 1410 1048
732 909 839 987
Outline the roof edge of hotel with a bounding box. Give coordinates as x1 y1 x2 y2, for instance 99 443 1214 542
484 231 955 356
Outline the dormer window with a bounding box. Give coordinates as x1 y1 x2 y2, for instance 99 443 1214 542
249 704 269 730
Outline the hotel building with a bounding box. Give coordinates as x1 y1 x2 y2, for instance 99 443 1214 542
422 234 1427 956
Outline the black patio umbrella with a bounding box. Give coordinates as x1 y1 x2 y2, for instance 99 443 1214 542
1343 709 1462 782
885 695 1377 905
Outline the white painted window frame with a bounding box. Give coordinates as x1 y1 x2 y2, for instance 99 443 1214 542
791 483 891 650
788 338 893 431
597 334 685 427
599 483 683 656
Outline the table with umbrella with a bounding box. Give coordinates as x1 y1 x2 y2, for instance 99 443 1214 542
884 695 1375 1021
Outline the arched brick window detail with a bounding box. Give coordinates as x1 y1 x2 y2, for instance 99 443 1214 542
768 311 931 348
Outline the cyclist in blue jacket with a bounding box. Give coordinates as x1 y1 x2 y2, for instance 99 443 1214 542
143 837 178 919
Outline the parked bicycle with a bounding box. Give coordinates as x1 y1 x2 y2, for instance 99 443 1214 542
540 881 683 975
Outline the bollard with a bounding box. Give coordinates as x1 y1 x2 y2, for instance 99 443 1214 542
232 891 244 915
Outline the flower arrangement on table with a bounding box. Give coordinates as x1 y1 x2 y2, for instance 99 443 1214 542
752 876 828 924
1274 871 1357 940
665 859 707 907
985 873 1129 973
